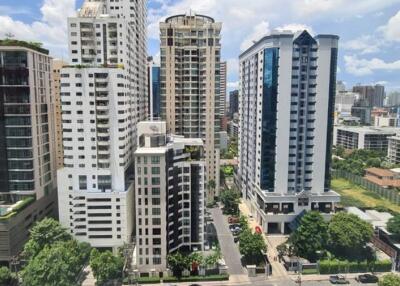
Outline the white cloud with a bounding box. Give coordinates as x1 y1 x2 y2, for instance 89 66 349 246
275 23 314 35
227 81 239 89
0 0 76 58
342 35 383 54
381 10 400 41
344 55 400 76
296 0 400 17
240 21 270 51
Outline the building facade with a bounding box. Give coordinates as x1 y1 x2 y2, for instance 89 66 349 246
220 61 227 127
353 84 385 108
334 126 397 152
238 31 340 234
159 14 221 200
57 0 147 250
388 136 400 165
147 57 161 119
52 59 67 170
229 90 239 118
0 42 57 262
134 121 205 273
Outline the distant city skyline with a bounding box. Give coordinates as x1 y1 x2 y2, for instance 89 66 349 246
1 0 400 92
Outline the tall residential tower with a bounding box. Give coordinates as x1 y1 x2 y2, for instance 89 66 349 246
239 31 340 234
0 41 57 262
57 0 147 250
134 121 205 273
159 14 222 200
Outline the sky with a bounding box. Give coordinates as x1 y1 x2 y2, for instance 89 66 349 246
1 0 400 93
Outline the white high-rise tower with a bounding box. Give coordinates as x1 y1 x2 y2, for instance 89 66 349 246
57 0 147 250
239 31 340 234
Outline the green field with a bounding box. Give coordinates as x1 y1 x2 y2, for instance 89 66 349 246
331 178 400 213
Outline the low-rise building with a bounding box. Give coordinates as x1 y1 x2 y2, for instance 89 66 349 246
364 167 400 188
134 121 205 274
334 126 397 152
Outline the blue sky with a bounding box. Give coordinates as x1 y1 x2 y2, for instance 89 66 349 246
1 0 400 92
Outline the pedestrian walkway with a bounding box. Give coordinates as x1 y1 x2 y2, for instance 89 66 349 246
239 201 289 279
81 265 96 286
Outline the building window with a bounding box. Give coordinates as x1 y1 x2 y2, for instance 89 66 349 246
151 187 160 195
151 156 160 164
151 167 160 175
79 175 87 190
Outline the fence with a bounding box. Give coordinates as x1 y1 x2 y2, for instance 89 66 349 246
332 169 400 205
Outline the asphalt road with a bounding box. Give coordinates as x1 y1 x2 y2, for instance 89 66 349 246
209 207 246 275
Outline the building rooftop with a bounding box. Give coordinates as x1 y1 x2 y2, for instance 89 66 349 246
0 39 49 55
335 125 399 135
365 167 395 177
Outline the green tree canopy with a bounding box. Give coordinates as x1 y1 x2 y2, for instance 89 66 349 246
0 266 12 286
238 229 267 265
23 217 71 259
90 249 123 285
289 211 328 262
379 273 400 286
387 214 400 239
328 212 374 260
21 240 90 286
220 188 240 215
167 252 190 278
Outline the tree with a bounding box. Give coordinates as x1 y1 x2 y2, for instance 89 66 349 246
387 214 400 239
0 267 12 286
276 243 288 259
23 217 71 259
90 249 124 285
379 273 400 286
167 252 189 278
289 211 328 262
328 212 374 260
239 215 249 231
220 188 240 215
21 240 90 286
239 229 267 265
203 248 221 267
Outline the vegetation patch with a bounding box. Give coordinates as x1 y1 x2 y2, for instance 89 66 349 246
332 178 400 213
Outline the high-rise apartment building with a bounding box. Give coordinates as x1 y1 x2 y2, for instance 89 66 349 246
239 31 340 234
52 59 67 170
57 0 147 250
353 84 385 108
229 90 239 118
134 121 205 273
147 57 161 119
220 61 227 117
0 41 57 262
159 14 222 199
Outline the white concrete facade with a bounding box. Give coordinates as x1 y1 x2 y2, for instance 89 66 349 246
57 0 147 250
238 31 340 234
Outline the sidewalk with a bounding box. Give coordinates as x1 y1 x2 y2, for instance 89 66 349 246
239 201 289 279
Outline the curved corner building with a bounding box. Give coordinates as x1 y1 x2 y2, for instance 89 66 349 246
238 30 341 234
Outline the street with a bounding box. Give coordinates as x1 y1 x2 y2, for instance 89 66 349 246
209 207 246 275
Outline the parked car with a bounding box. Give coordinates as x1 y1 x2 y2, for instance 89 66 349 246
356 274 379 283
232 229 241 236
329 275 350 284
228 216 239 223
229 223 240 230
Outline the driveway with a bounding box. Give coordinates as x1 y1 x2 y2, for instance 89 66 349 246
210 207 246 275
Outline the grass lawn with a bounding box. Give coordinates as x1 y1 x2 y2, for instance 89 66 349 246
331 178 400 213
